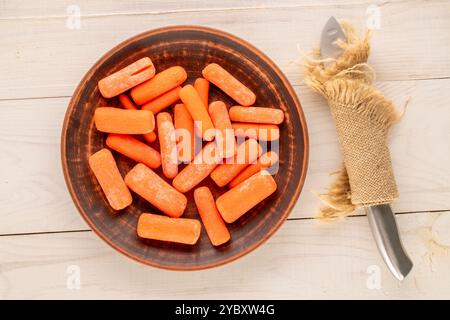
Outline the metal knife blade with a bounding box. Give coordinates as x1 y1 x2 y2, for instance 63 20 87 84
366 205 413 280
319 17 413 280
320 16 346 59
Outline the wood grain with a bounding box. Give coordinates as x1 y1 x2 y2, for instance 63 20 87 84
0 0 409 18
0 0 449 99
1 211 449 299
1 0 449 298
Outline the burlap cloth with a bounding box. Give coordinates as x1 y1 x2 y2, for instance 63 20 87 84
303 21 400 220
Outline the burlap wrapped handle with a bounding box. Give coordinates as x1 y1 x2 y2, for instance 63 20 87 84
326 79 398 206
304 21 400 220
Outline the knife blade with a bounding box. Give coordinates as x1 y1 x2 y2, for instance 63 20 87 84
320 16 346 59
319 16 413 280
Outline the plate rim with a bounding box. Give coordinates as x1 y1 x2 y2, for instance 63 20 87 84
61 25 309 271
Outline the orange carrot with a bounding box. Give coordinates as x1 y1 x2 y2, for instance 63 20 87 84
88 148 132 210
125 163 187 218
229 106 284 125
229 151 279 188
143 131 157 143
216 171 277 223
117 95 157 143
179 85 215 141
106 134 161 169
172 142 221 193
208 101 236 158
157 112 178 179
174 103 195 163
202 63 256 106
194 187 230 246
137 213 201 245
194 78 209 108
94 107 154 134
98 57 155 98
210 139 262 187
232 123 279 141
141 86 181 114
131 66 187 105
119 94 138 110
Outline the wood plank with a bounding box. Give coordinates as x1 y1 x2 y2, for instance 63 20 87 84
0 0 449 99
1 211 449 299
0 100 83 234
0 79 448 234
0 0 406 18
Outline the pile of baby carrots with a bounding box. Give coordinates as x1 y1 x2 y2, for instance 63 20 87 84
89 56 284 247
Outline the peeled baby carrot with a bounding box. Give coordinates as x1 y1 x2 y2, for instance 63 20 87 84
117 95 156 142
131 66 187 105
174 104 195 163
143 131 157 143
210 138 262 187
106 134 161 169
202 63 256 106
194 78 209 109
137 213 201 245
98 57 155 98
232 123 279 141
125 163 187 218
194 187 230 246
173 142 221 193
119 94 138 110
94 107 154 134
208 101 236 158
157 112 178 179
179 85 215 141
141 86 181 114
88 148 132 210
229 151 279 188
229 106 284 125
216 171 277 223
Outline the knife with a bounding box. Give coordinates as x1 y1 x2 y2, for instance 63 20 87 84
320 16 413 280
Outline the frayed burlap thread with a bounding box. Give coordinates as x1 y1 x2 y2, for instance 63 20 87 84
304 21 400 221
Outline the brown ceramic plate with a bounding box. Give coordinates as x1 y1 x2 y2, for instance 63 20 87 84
61 26 308 270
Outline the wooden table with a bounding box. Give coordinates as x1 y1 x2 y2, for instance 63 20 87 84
1 0 449 299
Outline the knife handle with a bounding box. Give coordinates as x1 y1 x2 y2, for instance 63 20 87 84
365 204 413 280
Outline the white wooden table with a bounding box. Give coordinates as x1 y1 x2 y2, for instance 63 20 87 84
1 0 449 299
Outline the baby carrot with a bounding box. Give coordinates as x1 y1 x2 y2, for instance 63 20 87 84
179 85 215 141
106 134 161 169
143 131 157 143
174 104 195 163
210 138 262 187
194 187 230 246
172 142 221 193
157 112 178 179
88 148 132 210
141 86 181 114
137 213 201 245
131 66 187 105
229 151 279 188
117 95 156 143
94 107 154 134
232 123 280 141
98 57 155 98
194 78 209 109
229 106 284 125
202 63 256 106
208 101 236 158
119 94 138 110
125 163 187 218
216 171 277 223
